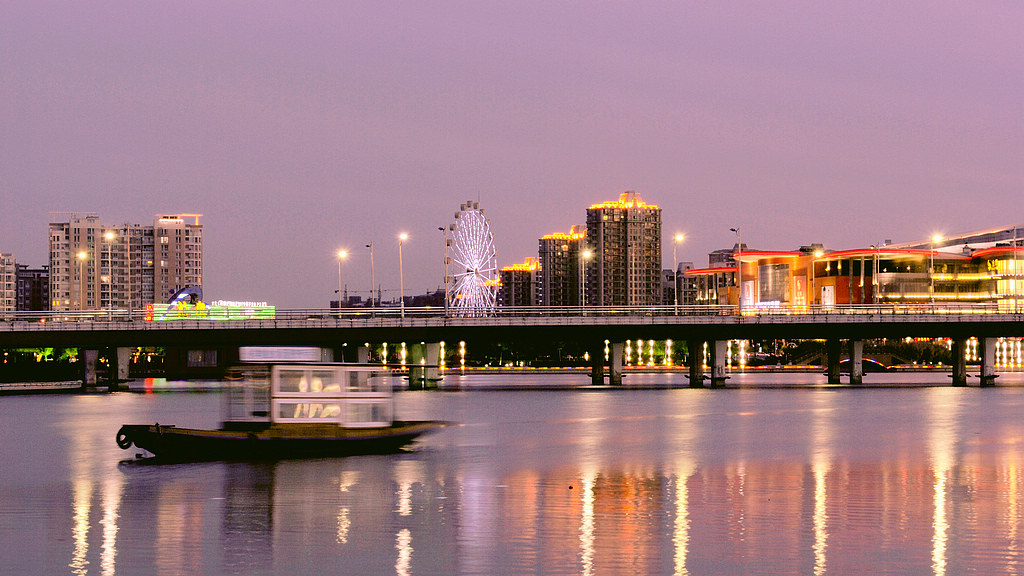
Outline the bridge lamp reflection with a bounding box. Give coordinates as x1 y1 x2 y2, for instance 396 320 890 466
439 341 446 370
459 341 466 368
382 343 388 366
648 339 655 366
665 340 673 366
400 343 407 368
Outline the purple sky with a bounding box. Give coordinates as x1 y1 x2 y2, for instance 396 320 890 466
2 1 1022 308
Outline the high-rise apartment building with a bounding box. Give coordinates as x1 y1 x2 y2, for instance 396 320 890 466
497 258 539 307
16 264 49 311
585 191 662 306
538 225 586 307
48 213 203 311
0 254 15 314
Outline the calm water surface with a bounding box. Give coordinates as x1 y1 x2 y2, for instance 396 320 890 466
3 373 1024 575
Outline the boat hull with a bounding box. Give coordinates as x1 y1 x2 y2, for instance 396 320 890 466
116 421 444 462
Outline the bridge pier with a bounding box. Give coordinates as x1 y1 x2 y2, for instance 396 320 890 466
709 340 728 388
609 342 624 386
356 345 370 364
408 343 441 387
848 340 864 385
589 345 604 384
951 338 968 386
109 347 132 389
980 337 998 386
687 339 705 388
81 348 99 387
826 339 842 384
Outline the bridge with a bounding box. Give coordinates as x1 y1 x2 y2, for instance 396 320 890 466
2 304 1022 387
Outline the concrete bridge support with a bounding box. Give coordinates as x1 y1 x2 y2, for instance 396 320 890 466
113 347 131 382
826 339 842 384
951 339 968 386
687 339 705 388
408 343 441 387
356 345 370 364
82 348 99 387
980 337 998 386
848 340 864 385
609 342 624 386
709 340 728 388
590 348 604 385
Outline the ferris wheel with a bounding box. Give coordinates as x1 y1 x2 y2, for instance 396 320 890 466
447 201 498 316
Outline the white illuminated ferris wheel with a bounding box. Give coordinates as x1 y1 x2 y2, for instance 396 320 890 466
447 201 498 316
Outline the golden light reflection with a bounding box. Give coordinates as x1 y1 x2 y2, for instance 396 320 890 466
672 462 695 576
100 476 124 576
929 391 958 576
395 528 413 576
811 393 833 576
579 469 597 576
395 461 423 517
69 479 92 576
336 507 351 545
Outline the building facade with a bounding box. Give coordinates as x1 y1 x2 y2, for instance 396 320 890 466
687 225 1024 312
585 192 662 306
16 264 49 311
497 258 539 307
48 213 203 311
0 254 15 315
537 226 585 307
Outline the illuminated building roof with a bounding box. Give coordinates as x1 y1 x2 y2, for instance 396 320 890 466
541 231 585 240
501 257 539 272
588 191 660 211
685 267 737 276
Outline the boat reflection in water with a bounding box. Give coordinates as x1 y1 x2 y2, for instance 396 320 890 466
6 376 1024 574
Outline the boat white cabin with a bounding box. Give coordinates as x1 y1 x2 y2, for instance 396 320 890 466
226 364 394 428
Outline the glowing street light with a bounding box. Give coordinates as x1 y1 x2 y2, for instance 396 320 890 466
76 250 88 310
673 233 685 313
810 249 823 310
730 228 742 313
579 248 593 310
336 249 348 310
399 233 408 318
931 234 943 303
365 242 375 307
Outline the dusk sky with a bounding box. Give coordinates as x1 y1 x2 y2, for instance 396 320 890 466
2 1 1021 308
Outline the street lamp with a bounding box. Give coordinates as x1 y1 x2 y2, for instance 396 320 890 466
730 228 742 313
579 248 592 311
810 249 823 310
439 226 451 316
365 242 375 308
931 234 943 304
336 250 348 310
398 233 408 318
673 233 684 313
103 231 116 317
76 250 88 310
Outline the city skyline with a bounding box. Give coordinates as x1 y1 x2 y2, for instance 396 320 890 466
2 2 1021 308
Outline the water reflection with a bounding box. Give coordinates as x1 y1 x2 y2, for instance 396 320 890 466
11 385 1024 574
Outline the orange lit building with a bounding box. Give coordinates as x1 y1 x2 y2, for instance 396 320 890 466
586 192 662 306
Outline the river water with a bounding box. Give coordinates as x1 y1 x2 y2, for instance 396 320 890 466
3 372 1024 575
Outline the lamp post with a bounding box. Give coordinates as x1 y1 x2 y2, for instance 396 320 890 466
398 233 408 318
579 248 592 312
673 233 684 313
336 250 348 311
439 226 450 316
810 249 823 311
366 242 375 308
930 234 942 305
104 231 115 318
77 250 88 311
730 228 742 313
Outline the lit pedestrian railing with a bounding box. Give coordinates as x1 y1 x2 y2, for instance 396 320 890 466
0 301 1012 329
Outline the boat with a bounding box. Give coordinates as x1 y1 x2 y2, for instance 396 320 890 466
116 362 446 461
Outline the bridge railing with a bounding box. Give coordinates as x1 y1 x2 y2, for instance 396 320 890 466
0 301 1009 327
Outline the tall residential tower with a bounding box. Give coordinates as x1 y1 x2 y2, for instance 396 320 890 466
585 191 662 306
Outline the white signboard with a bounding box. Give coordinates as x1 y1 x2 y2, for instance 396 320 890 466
239 346 324 363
